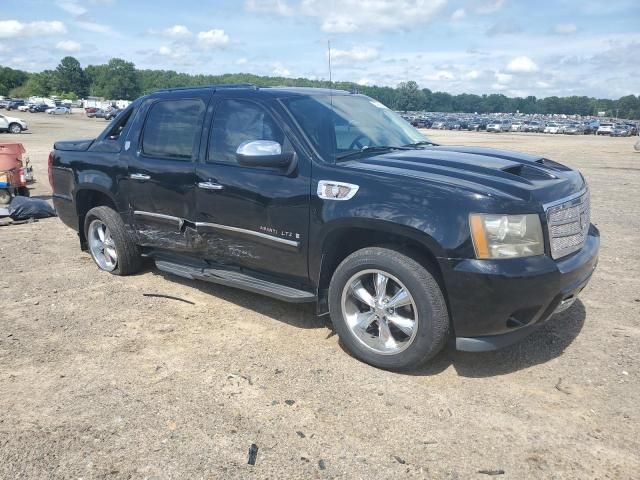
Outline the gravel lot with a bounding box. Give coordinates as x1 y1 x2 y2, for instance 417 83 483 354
1 112 639 479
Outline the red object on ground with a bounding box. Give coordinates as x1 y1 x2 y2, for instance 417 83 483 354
0 143 27 188
0 143 26 170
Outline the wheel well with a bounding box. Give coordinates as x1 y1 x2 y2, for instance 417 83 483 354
317 228 447 309
76 189 118 249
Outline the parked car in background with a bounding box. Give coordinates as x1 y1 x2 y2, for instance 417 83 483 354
487 120 510 132
85 107 99 117
544 122 562 134
6 100 25 111
17 104 31 112
47 106 71 115
525 121 544 133
510 121 524 132
93 109 108 119
597 123 615 135
0 113 28 133
563 123 585 135
610 126 631 137
0 100 9 110
29 104 49 113
104 108 122 121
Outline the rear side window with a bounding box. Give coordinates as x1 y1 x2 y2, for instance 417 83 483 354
142 99 205 160
208 99 285 165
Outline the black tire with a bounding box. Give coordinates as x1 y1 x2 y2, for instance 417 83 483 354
8 123 22 134
328 247 449 371
84 206 142 276
17 187 30 197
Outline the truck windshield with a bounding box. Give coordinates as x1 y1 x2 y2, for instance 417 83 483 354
282 94 429 163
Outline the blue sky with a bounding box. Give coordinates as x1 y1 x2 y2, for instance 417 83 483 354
1 0 638 98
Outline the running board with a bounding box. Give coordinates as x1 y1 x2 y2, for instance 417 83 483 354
155 260 316 303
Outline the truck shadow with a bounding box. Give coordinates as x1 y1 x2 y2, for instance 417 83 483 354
411 300 587 377
150 266 586 374
152 269 324 330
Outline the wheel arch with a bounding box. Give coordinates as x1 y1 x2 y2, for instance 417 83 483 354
314 220 448 314
74 186 120 249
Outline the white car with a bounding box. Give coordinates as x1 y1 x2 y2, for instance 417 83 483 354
596 123 614 135
511 122 524 132
544 122 562 134
0 113 28 133
17 104 30 112
46 106 71 115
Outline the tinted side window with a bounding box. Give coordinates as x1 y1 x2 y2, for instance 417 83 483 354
208 99 285 165
105 108 133 140
142 99 205 160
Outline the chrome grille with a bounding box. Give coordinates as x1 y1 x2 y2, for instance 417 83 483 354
545 190 590 259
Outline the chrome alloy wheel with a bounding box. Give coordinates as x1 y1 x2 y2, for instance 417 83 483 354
88 219 118 271
341 269 419 355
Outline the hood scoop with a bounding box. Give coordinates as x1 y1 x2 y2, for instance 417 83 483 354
535 158 572 171
502 164 557 181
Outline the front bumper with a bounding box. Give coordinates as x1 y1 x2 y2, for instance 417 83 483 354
439 225 599 351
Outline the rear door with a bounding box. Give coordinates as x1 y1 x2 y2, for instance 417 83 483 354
0 115 8 131
123 91 210 251
194 96 311 283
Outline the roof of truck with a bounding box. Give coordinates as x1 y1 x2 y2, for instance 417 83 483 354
151 84 353 98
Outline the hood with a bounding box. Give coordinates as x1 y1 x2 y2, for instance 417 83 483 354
4 115 25 124
340 145 585 204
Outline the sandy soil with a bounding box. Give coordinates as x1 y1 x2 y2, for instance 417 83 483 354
1 112 639 479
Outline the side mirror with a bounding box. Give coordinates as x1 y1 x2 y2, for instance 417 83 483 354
236 140 292 168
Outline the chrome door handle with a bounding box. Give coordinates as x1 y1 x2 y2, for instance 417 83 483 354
130 173 151 181
198 181 224 191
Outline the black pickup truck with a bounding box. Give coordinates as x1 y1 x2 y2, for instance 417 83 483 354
50 85 599 370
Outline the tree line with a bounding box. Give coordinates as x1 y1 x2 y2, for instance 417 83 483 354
1 57 639 119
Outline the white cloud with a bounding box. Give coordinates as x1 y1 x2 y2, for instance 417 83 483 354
75 20 115 35
245 0 294 16
197 29 230 48
0 20 67 38
56 40 82 52
272 64 292 76
357 77 375 86
161 25 192 39
56 1 88 16
495 71 513 84
554 23 577 35
475 0 506 14
464 70 480 80
256 0 448 33
426 70 455 81
331 46 379 65
451 8 465 20
236 57 248 65
506 56 539 73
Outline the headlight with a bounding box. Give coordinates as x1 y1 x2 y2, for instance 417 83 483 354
469 213 544 259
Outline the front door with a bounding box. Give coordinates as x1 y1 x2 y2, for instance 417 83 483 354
124 93 210 251
195 97 310 283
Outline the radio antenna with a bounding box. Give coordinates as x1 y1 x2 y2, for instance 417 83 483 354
328 39 333 106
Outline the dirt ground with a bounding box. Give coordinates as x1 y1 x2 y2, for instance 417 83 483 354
1 111 639 479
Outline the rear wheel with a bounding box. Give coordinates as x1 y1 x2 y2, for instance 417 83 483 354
329 247 449 370
84 206 142 276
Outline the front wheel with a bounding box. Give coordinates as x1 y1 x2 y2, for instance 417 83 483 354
9 123 22 134
84 206 142 276
329 247 449 370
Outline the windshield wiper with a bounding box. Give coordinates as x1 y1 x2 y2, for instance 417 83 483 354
336 145 412 161
402 140 438 148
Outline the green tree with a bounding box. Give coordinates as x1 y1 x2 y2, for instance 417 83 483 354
395 81 426 111
53 56 89 97
430 92 454 112
0 66 29 96
88 58 142 100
